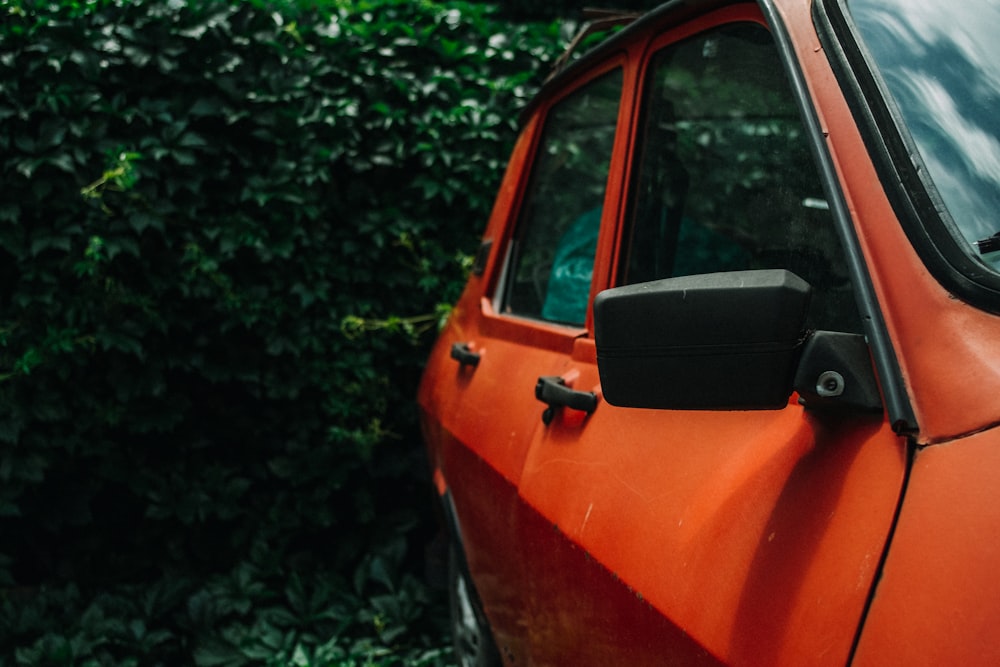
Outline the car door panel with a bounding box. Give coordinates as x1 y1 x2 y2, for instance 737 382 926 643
513 480 727 666
421 293 592 658
519 392 906 664
420 56 629 663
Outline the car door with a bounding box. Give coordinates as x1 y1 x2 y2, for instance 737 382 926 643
418 58 632 662
511 6 909 666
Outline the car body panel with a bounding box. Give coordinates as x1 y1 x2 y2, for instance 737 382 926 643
519 384 906 664
852 427 1000 665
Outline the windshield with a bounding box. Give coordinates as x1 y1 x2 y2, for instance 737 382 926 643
846 0 1000 272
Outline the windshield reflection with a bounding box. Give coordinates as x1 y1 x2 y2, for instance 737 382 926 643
848 0 1000 270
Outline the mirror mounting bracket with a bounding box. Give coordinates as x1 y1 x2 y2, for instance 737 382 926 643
794 331 883 412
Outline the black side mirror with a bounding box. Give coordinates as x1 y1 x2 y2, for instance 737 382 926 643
594 269 882 412
594 270 811 410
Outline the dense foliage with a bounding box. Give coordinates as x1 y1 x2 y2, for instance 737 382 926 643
0 0 565 663
473 0 664 21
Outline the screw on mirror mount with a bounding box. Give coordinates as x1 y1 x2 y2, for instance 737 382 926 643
794 331 882 412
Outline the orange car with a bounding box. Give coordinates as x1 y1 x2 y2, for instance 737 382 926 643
417 0 1000 664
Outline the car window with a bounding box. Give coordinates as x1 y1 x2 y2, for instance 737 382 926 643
620 23 860 332
845 0 1000 273
501 68 623 326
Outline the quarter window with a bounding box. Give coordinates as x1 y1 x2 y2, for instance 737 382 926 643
501 68 623 326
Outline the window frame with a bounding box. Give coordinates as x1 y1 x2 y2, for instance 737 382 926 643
615 13 860 333
489 55 633 333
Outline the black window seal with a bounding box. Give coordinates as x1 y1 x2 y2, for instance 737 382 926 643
813 0 1000 316
758 0 917 434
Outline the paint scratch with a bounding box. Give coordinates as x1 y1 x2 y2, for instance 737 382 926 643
581 502 594 532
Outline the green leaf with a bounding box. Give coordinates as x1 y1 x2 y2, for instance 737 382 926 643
193 639 248 667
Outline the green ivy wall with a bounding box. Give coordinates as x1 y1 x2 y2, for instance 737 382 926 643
0 0 564 663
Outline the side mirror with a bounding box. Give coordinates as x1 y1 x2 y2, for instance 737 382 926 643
594 269 882 412
594 270 810 409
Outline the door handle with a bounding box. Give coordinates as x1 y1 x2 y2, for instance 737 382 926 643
535 376 598 425
450 342 481 368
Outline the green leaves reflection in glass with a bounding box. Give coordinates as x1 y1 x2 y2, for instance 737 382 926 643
622 23 859 333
